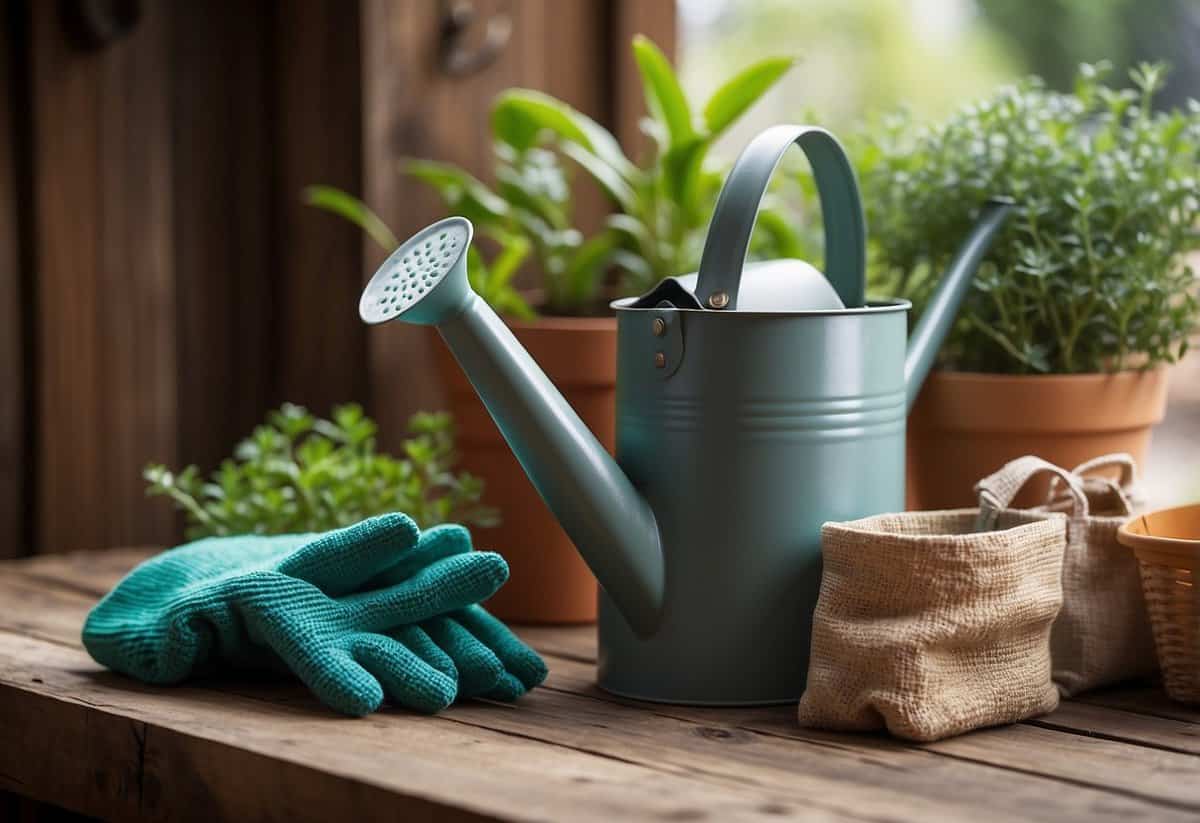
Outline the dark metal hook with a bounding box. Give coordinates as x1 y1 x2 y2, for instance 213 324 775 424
440 0 512 77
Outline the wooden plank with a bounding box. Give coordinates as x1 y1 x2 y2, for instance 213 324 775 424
29 1 177 553
273 0 366 418
0 631 820 823
2 561 1198 823
18 561 1197 780
169 0 274 473
1030 701 1200 756
10 550 1200 819
610 0 678 158
360 0 615 450
1078 686 1200 725
0 575 94 647
0 0 28 559
448 676 1195 822
529 656 1200 813
9 547 155 597
2 602 1192 823
527 637 1200 811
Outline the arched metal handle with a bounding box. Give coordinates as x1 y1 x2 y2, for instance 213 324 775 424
694 125 866 310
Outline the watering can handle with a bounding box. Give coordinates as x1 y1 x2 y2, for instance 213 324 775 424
694 125 866 310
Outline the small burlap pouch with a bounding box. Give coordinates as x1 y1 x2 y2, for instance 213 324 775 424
1003 454 1158 696
798 469 1075 742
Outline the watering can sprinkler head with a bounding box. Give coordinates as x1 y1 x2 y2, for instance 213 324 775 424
360 216 475 328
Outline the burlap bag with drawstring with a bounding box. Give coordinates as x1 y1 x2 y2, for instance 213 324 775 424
1006 454 1158 696
798 468 1072 741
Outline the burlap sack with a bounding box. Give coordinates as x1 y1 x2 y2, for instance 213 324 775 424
798 502 1068 742
985 454 1158 696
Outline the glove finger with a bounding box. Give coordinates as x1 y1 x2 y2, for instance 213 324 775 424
277 514 420 595
455 604 548 691
363 524 475 588
390 624 458 681
352 634 457 713
338 551 509 631
483 672 531 702
422 616 505 699
291 648 385 717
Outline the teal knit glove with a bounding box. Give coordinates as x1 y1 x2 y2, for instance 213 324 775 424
366 525 547 701
419 605 548 700
83 514 510 715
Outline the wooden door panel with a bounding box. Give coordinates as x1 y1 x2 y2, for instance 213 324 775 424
11 0 676 552
30 0 177 553
0 1 27 558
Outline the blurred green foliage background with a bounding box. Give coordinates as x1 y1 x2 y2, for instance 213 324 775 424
678 0 1200 144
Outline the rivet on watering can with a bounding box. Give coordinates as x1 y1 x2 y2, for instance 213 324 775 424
654 352 666 368
707 291 730 309
651 317 667 337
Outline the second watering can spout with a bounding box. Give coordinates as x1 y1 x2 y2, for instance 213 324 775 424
359 216 665 636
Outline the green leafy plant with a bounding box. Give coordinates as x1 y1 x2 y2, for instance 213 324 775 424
145 404 497 539
859 62 1200 374
303 185 536 321
405 35 800 316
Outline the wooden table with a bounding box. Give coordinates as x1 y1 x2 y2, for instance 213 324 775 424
2 549 1198 822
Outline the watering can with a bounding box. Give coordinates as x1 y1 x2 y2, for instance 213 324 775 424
360 125 1011 705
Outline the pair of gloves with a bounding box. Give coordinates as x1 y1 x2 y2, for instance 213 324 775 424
82 514 546 716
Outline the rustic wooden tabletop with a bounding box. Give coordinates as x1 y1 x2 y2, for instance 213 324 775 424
2 548 1198 822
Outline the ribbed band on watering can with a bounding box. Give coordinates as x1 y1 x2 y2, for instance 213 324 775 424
694 125 867 310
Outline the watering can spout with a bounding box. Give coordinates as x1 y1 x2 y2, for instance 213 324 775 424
438 298 666 634
358 216 664 637
903 199 1013 411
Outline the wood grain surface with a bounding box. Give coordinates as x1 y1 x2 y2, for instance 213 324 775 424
1 548 1198 822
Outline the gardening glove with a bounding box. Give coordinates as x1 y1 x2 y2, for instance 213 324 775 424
367 524 547 700
83 514 509 715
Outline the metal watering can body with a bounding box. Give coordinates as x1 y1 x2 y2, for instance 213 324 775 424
603 302 909 702
359 125 1011 705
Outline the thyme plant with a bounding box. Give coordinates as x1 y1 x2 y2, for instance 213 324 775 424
146 404 497 539
861 63 1200 374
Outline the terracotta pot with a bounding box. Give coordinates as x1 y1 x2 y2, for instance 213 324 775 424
433 316 616 623
907 368 1170 510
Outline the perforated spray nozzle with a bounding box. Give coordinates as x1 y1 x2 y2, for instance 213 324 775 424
359 216 474 326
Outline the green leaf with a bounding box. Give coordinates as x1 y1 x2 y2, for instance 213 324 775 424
143 404 497 536
466 246 491 295
401 159 510 225
754 208 808 260
488 233 531 291
560 142 637 212
631 35 694 148
661 137 709 211
302 186 398 252
491 290 537 321
492 90 636 183
562 231 618 307
702 57 796 137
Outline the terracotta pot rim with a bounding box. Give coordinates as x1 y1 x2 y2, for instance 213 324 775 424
929 367 1168 384
911 364 1170 434
507 314 617 332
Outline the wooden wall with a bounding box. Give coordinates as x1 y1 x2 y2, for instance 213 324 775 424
0 0 676 556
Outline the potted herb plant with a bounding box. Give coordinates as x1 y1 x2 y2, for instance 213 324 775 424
145 404 496 536
309 36 799 623
858 63 1200 507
